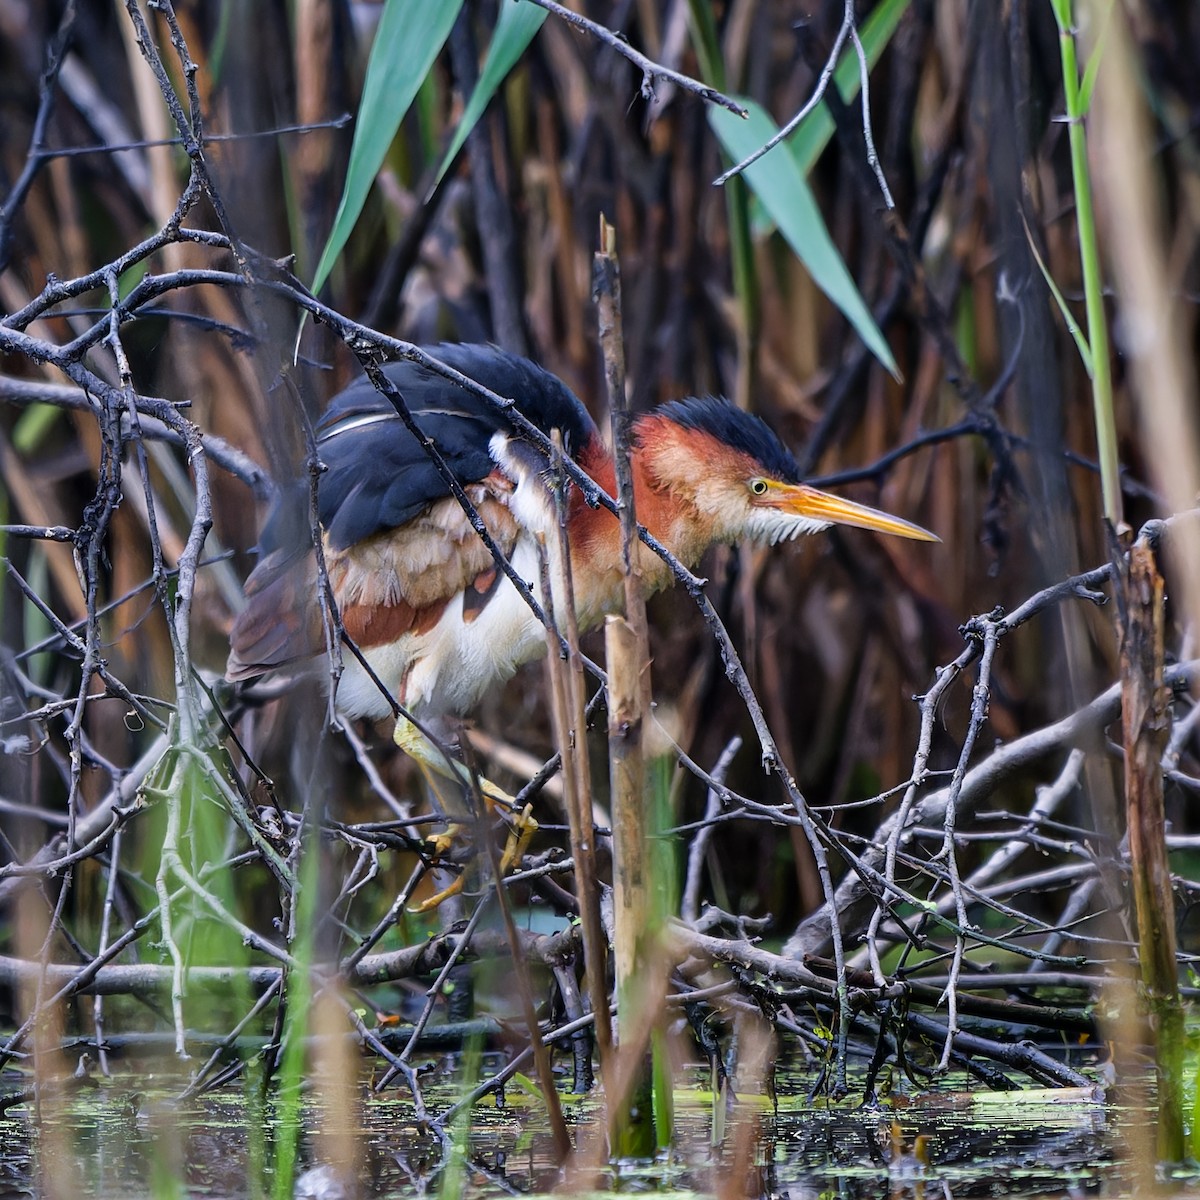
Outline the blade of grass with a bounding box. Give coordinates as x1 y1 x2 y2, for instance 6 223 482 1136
710 98 900 378
12 404 63 455
1079 0 1114 114
431 0 547 194
437 1034 481 1200
648 754 676 1150
1020 210 1094 376
1051 0 1121 527
310 0 463 296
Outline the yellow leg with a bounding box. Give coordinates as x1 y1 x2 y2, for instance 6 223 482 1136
393 714 516 813
393 716 539 911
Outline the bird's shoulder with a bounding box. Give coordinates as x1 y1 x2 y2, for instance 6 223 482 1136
316 344 597 550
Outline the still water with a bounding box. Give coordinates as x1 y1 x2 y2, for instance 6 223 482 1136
1 1055 1167 1198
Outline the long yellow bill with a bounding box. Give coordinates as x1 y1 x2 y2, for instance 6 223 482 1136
775 483 940 542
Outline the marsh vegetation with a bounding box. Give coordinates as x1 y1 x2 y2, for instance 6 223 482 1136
2 0 1200 1194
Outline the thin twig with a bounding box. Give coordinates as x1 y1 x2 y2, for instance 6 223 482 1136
714 0 854 185
523 0 746 117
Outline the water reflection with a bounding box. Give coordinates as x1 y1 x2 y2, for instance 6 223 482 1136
0 1058 1173 1198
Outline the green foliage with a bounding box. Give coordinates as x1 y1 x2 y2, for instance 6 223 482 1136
648 754 679 925
12 403 64 455
706 0 911 380
1078 1 1114 114
317 0 908 392
433 1 548 192
135 743 273 1195
438 1035 482 1200
21 549 52 689
310 0 465 296
1049 0 1121 527
786 0 911 176
1022 215 1095 376
710 100 899 379
649 754 677 1149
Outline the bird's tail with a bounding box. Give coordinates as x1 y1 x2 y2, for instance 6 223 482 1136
226 482 325 681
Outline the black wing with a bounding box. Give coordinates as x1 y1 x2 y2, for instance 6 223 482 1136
316 343 597 550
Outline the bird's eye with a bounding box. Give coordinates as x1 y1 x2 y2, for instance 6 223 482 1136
750 479 768 497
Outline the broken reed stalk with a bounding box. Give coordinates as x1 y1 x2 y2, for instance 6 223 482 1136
1117 539 1183 1161
594 214 658 1156
538 492 613 1065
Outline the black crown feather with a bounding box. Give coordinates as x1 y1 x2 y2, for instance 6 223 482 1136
651 396 801 484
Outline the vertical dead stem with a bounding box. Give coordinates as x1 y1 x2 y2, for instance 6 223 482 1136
1117 539 1183 1161
538 496 613 1066
716 1007 776 1200
605 615 650 998
17 888 71 1197
594 216 657 1156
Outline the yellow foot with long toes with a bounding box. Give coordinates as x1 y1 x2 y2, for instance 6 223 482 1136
423 822 464 859
394 716 540 911
409 806 539 914
499 802 538 875
408 816 469 913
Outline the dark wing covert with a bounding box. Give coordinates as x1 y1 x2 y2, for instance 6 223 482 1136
316 343 597 550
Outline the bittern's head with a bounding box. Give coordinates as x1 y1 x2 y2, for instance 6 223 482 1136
634 397 938 548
